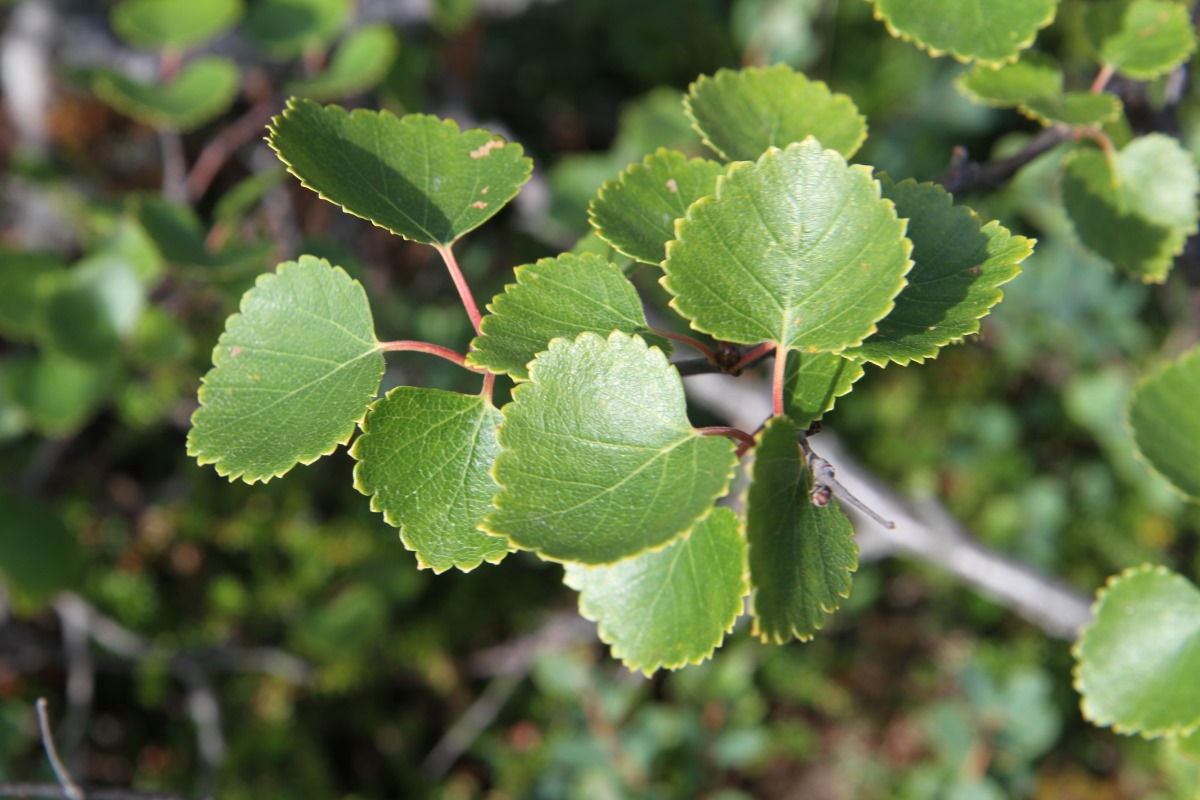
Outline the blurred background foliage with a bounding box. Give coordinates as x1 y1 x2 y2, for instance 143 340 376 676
0 0 1198 797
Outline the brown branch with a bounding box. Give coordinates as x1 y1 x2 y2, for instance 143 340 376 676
937 126 1073 194
184 98 279 203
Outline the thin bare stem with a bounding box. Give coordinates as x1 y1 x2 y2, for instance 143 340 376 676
771 345 787 417
378 339 477 369
697 426 756 457
481 371 495 402
1090 64 1116 94
734 341 775 373
650 329 719 365
158 130 187 205
434 243 483 335
1076 126 1117 160
35 699 83 800
186 98 278 203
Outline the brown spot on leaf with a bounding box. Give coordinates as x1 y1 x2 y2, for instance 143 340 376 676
481 186 489 194
472 201 488 209
666 178 679 193
470 140 504 159
230 345 242 357
967 264 982 276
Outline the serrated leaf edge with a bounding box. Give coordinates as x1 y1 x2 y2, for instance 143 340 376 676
564 507 751 676
480 330 739 565
186 257 383 485
349 387 508 574
683 64 868 161
267 98 534 246
1071 563 1200 738
870 0 1059 66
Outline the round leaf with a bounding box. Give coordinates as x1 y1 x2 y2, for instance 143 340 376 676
187 256 385 483
485 331 737 564
352 387 508 573
285 24 399 101
1128 346 1200 502
269 99 533 246
685 65 867 161
1062 135 1199 283
111 0 242 49
746 415 857 643
467 253 668 380
564 507 748 675
93 57 241 132
242 0 350 58
40 254 145 363
8 352 116 437
783 351 864 429
1088 0 1197 80
589 149 725 266
869 0 1060 65
1074 564 1200 737
662 139 911 352
853 178 1032 366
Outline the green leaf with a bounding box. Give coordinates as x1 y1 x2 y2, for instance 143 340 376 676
783 351 864 429
269 99 533 246
852 178 1032 366
1020 92 1123 127
187 256 385 483
486 332 736 564
351 388 507 573
242 0 350 58
685 65 867 161
1128 346 1200 502
662 139 911 352
467 253 668 380
0 488 83 604
93 56 241 132
40 254 145 363
111 0 243 50
1074 564 1200 737
1062 135 1199 283
588 149 725 266
869 0 1060 65
564 507 748 675
955 52 1062 107
0 251 66 341
285 24 399 101
8 352 117 436
1087 0 1197 80
746 415 857 643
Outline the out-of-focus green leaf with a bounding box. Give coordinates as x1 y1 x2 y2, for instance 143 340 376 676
663 139 911 352
0 488 83 604
685 64 867 161
40 254 144 363
746 415 857 643
1074 564 1200 737
111 0 242 49
467 253 667 380
285 24 399 101
242 0 349 58
0 251 66 340
564 507 748 675
187 256 385 483
8 352 117 436
352 388 508 574
269 100 532 246
486 332 736 564
1128 345 1200 501
1086 0 1197 80
93 56 241 132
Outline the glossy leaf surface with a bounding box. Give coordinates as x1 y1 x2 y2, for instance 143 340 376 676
467 253 667 380
589 149 724 266
870 0 1059 64
269 100 532 246
352 387 507 573
1062 135 1199 282
662 139 911 352
853 178 1031 365
94 57 240 132
1075 565 1200 737
188 256 384 483
746 415 857 643
486 332 736 564
564 507 748 675
1128 346 1200 501
685 65 867 161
